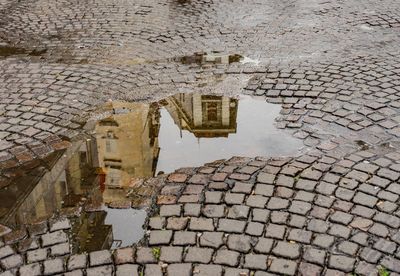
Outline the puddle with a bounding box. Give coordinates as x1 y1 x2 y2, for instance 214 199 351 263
0 45 47 57
240 56 261 65
175 52 244 65
106 52 259 67
89 93 302 175
70 207 146 253
156 94 302 173
355 140 370 150
0 93 302 252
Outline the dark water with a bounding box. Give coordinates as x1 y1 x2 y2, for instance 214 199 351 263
0 45 47 57
175 52 244 65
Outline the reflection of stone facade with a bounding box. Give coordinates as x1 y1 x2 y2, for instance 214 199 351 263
3 102 161 226
8 143 99 225
1 95 237 227
164 93 238 138
94 102 160 191
0 102 160 254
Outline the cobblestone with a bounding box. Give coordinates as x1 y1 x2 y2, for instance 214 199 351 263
1 0 400 274
269 258 297 275
185 247 213 263
214 249 240 266
89 250 112 266
68 254 87 270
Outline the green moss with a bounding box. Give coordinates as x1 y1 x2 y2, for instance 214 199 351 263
152 247 161 260
378 266 390 276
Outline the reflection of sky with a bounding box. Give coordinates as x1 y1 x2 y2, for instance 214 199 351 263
156 96 303 174
103 207 146 248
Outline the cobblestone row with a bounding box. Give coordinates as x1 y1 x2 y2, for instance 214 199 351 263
0 0 399 64
1 150 400 275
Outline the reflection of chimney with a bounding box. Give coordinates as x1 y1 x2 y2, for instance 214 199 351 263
193 94 202 127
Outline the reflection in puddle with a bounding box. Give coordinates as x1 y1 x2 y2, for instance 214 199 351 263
0 45 47 57
0 93 302 252
157 94 302 172
175 52 244 65
71 207 146 252
91 93 301 176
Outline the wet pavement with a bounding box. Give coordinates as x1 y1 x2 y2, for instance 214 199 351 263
0 0 400 275
0 93 302 254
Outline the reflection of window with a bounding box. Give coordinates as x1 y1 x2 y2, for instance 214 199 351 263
79 152 87 168
107 170 122 187
202 100 222 127
106 140 112 152
106 131 115 138
105 131 117 153
206 103 218 122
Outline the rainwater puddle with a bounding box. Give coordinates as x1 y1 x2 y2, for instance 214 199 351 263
174 52 251 65
89 93 302 176
0 93 302 252
70 207 146 252
155 94 302 173
0 45 47 57
0 143 151 253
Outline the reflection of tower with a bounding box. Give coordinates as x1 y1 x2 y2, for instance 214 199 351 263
164 93 238 138
94 102 160 193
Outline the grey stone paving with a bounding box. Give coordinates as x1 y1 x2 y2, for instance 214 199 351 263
1 0 400 274
1 152 400 275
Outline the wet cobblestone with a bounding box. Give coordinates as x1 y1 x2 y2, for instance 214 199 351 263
1 0 400 274
0 151 398 274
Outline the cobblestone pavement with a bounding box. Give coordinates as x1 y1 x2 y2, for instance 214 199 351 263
2 152 400 275
1 0 400 274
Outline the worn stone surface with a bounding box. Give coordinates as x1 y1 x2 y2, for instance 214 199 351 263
1 0 400 274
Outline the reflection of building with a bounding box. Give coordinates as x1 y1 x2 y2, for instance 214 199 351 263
0 94 238 252
164 94 238 138
0 101 161 253
1 95 236 226
94 102 160 195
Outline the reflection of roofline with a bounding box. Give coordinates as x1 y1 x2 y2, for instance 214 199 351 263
165 96 193 128
164 94 239 138
192 128 237 138
0 150 67 225
191 127 237 132
98 118 119 127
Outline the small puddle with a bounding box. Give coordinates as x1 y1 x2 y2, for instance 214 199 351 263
89 93 302 175
0 45 47 57
70 207 146 252
174 52 244 65
0 93 302 252
156 94 302 173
